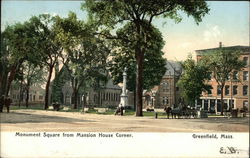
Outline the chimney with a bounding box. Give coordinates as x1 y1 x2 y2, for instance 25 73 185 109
219 42 222 48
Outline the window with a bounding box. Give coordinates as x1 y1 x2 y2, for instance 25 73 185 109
162 81 169 92
243 86 248 96
229 100 235 109
162 97 168 105
243 101 248 107
106 93 108 100
243 101 248 111
243 57 248 66
233 85 238 95
233 71 238 80
217 85 221 95
225 85 230 95
243 71 249 81
39 96 43 100
102 93 105 100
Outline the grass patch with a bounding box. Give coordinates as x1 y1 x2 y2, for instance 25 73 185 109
10 106 167 118
143 111 166 117
85 108 98 114
10 106 44 110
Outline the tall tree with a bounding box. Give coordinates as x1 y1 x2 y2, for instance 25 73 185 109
82 0 209 116
21 62 45 107
28 14 64 109
1 22 37 97
204 48 246 115
55 12 110 109
178 56 211 106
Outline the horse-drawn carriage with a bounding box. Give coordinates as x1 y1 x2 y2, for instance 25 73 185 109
164 104 197 119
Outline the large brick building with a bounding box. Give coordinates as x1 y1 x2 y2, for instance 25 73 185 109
142 61 183 109
196 45 250 113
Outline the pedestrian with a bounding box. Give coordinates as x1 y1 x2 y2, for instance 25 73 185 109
5 96 12 113
0 95 5 113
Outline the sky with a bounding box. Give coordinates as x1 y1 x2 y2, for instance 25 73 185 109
1 0 249 61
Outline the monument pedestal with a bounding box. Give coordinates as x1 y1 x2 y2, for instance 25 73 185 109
118 67 128 115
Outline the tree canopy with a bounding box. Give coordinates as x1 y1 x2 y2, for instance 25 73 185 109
108 22 166 91
54 12 111 109
178 56 212 106
82 0 210 116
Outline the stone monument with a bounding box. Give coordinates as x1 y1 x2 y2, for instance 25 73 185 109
119 67 128 113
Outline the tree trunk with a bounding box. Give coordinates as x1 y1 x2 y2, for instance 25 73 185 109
220 86 224 115
73 88 78 109
5 66 17 96
18 80 23 107
44 66 53 110
82 94 86 113
133 90 136 111
25 80 30 108
25 87 30 108
135 50 144 116
0 71 8 97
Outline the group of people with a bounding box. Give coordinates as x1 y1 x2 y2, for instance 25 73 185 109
0 95 12 113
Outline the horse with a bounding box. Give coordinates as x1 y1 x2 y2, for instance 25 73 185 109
164 106 172 119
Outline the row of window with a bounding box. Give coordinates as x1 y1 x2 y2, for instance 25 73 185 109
161 81 180 92
162 97 169 105
12 94 44 101
208 71 249 81
215 85 248 96
94 92 120 102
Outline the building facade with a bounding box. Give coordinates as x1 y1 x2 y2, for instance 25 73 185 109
10 82 45 106
54 78 122 108
142 61 183 109
196 45 250 113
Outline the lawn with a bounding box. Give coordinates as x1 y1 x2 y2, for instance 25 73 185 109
9 106 167 118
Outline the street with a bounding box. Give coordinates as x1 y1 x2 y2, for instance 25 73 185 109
0 110 249 132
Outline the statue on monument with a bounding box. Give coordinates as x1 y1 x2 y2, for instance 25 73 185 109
114 67 128 116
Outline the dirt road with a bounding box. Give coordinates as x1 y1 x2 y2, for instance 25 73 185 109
0 110 249 132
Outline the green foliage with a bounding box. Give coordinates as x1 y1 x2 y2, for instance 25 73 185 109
82 0 210 27
1 21 42 96
51 66 71 103
108 23 167 91
55 12 111 108
204 48 246 85
82 0 209 116
177 56 211 106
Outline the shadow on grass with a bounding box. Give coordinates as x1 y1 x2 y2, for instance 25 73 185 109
0 112 95 124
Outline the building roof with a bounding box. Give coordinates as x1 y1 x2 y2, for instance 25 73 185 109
105 78 122 90
164 60 182 76
196 45 250 55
